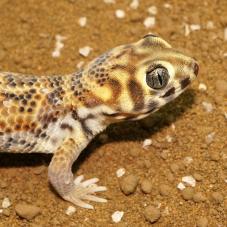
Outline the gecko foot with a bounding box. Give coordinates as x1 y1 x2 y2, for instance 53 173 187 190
63 175 107 209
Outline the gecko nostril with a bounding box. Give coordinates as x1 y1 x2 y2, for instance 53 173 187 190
193 62 199 76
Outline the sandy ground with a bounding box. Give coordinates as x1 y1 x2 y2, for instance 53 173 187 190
0 0 226 226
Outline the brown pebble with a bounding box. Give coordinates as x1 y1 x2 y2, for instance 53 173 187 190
215 79 227 97
15 203 41 220
141 179 152 194
144 206 161 224
166 172 175 182
193 173 203 181
119 174 139 195
182 187 194 200
211 192 224 204
2 209 10 217
193 192 206 203
159 184 171 196
196 217 208 227
209 151 220 161
170 163 180 174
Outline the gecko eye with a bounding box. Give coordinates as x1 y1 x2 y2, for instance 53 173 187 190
146 67 169 89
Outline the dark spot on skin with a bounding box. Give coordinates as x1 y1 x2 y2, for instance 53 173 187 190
128 80 144 111
27 108 33 112
161 87 175 98
60 123 73 132
111 64 136 75
180 77 190 89
145 101 158 114
19 107 25 112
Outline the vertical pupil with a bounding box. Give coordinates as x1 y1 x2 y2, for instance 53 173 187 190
157 70 163 85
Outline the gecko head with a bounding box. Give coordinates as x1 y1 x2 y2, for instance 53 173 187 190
85 35 199 121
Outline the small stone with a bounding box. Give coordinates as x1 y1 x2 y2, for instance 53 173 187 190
141 179 152 194
193 192 206 203
205 132 215 144
211 192 224 204
65 206 76 216
144 206 161 224
144 17 155 28
2 197 11 209
116 168 126 178
198 83 207 91
206 21 214 29
130 0 139 9
78 17 87 27
196 217 208 227
76 61 84 69
15 203 41 220
170 163 180 173
0 181 8 189
115 9 125 19
177 182 186 190
119 174 139 195
215 79 227 97
183 156 193 165
190 24 201 31
33 166 45 175
142 139 152 149
182 176 196 187
2 209 10 217
181 187 194 200
159 184 171 196
79 46 92 57
148 6 157 15
209 151 220 161
193 173 203 181
202 102 213 113
111 211 124 223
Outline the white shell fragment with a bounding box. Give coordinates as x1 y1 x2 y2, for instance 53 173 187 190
205 132 215 144
190 24 201 31
166 135 173 143
65 206 76 216
79 46 92 57
116 168 126 178
148 6 157 15
198 83 207 91
2 197 11 209
177 182 186 190
130 0 139 9
78 17 87 27
115 9 125 19
182 176 196 187
112 211 124 223
144 17 155 28
52 35 66 58
184 24 201 36
142 138 152 149
202 101 213 113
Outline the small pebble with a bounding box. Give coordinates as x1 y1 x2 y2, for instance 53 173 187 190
116 168 126 178
202 102 213 113
181 187 194 200
33 166 45 175
78 17 87 27
193 192 206 203
15 203 41 220
65 206 76 216
193 173 203 181
196 217 208 227
215 79 227 97
142 139 152 149
144 17 155 28
119 174 139 195
115 9 125 19
79 46 92 57
209 151 220 161
2 209 10 217
130 0 139 9
111 211 124 223
205 132 215 144
0 181 8 189
2 197 11 209
177 182 186 190
211 192 224 204
206 21 214 29
147 6 157 15
76 61 84 69
52 34 66 58
159 184 171 196
198 83 207 91
182 176 196 187
144 206 161 224
190 24 201 31
141 179 152 194
170 163 180 173
183 156 193 165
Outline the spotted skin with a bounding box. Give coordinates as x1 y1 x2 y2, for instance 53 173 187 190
0 35 198 209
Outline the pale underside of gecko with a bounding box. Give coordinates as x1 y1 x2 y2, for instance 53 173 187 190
0 35 199 209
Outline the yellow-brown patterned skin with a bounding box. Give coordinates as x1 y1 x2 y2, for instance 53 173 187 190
0 35 198 208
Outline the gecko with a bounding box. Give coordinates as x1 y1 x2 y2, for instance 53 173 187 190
0 35 199 209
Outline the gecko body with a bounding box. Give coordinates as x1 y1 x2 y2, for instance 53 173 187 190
0 35 198 209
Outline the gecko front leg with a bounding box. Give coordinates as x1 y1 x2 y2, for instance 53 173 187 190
48 138 107 209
